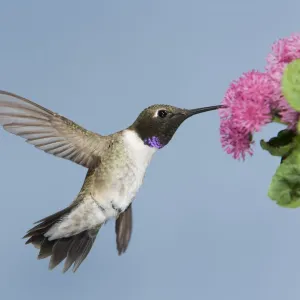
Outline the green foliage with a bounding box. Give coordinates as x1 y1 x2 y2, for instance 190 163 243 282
268 160 300 208
268 136 300 208
260 129 295 157
282 59 300 112
247 60 300 209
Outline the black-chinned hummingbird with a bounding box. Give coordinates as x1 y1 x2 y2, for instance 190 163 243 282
0 90 223 272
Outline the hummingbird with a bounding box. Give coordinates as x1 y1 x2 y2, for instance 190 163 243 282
0 90 223 273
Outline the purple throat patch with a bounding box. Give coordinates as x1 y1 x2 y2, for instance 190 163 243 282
144 136 163 149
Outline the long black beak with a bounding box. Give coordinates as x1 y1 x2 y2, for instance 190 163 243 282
186 105 225 117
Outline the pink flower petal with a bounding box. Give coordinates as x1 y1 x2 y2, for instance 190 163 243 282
220 119 253 160
273 95 300 129
267 33 300 65
266 62 286 83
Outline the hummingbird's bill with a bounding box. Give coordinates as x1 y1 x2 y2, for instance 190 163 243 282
186 105 226 117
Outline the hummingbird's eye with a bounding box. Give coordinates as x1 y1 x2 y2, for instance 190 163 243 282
157 110 168 118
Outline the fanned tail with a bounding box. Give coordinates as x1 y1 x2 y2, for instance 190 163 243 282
23 206 100 273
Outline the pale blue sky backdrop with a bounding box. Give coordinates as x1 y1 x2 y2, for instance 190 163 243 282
0 1 300 299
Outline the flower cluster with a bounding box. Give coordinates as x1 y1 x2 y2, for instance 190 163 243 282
266 33 300 126
220 71 277 159
220 33 300 160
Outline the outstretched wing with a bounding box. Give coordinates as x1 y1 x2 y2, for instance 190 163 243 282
0 90 108 168
115 204 133 255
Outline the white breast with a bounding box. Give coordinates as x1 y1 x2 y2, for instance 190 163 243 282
122 129 157 166
119 130 157 204
93 129 157 214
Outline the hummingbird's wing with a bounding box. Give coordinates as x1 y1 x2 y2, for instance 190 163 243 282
0 90 109 168
115 204 132 255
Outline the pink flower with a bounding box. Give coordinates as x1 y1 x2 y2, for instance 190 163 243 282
266 62 286 82
273 95 300 129
266 33 300 66
265 33 300 128
221 33 300 160
220 71 277 160
220 119 253 160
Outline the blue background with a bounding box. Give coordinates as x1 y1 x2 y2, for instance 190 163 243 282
0 1 299 299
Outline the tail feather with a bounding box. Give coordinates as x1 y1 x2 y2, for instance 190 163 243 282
38 239 53 259
63 228 99 273
24 206 100 273
49 239 74 270
23 206 73 238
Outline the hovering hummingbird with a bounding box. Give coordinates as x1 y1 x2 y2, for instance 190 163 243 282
0 90 223 273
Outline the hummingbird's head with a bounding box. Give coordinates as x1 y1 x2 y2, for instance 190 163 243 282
130 104 224 149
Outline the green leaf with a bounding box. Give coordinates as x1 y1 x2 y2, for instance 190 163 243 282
260 129 295 156
260 140 292 156
282 59 300 111
268 159 300 208
283 135 300 164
